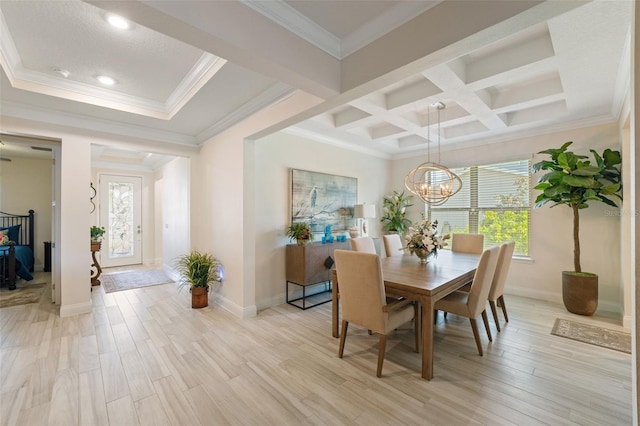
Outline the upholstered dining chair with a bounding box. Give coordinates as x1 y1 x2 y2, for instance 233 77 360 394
487 242 515 332
433 246 499 356
456 241 515 332
437 233 485 321
451 233 484 254
334 250 419 377
383 234 404 257
351 237 376 254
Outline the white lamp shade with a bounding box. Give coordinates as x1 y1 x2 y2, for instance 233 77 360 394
354 204 376 218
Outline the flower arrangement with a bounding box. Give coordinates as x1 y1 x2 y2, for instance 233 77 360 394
380 190 413 235
287 222 313 245
404 215 450 262
0 230 8 246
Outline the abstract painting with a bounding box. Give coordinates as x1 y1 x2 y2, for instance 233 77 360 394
291 169 357 232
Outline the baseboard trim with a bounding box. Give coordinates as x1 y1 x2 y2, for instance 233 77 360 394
59 300 92 317
505 288 622 317
215 293 257 319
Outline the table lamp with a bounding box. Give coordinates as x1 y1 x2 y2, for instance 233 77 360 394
354 203 376 237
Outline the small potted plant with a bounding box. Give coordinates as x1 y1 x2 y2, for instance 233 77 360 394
381 190 413 236
90 225 105 251
176 250 224 308
532 141 622 315
287 222 313 245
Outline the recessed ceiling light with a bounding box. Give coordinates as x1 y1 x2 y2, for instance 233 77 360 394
107 14 130 30
52 68 70 78
96 75 116 85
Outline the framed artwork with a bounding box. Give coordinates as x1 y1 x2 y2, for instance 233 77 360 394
290 169 357 232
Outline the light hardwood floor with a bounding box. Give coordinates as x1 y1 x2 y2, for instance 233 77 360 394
0 275 632 425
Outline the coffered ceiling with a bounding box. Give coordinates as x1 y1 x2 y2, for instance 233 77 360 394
0 0 633 165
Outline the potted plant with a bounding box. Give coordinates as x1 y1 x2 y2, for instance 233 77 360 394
90 225 105 251
380 190 413 235
286 222 313 245
176 250 224 309
532 141 622 315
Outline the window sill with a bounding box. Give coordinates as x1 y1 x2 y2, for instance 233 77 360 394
512 255 534 264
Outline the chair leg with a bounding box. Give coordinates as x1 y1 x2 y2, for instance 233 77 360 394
481 309 493 342
499 295 509 322
489 300 501 332
413 303 420 353
338 321 349 358
469 318 483 356
376 334 387 377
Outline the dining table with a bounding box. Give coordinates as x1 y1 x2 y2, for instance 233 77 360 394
331 249 481 380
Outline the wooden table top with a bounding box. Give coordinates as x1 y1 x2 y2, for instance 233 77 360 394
381 250 480 299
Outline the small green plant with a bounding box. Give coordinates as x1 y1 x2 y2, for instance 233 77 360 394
287 222 312 245
90 225 105 241
380 190 413 235
175 250 223 292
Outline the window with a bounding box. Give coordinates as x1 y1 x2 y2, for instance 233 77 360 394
427 159 530 256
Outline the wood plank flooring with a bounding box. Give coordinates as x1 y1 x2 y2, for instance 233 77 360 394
0 273 633 425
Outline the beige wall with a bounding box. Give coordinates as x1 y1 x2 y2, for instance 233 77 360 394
156 157 190 273
392 122 624 315
0 155 52 269
254 131 389 309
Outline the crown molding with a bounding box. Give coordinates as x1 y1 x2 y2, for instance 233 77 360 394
197 82 295 142
1 100 198 147
341 1 441 58
283 125 391 160
165 54 227 118
1 8 224 120
241 0 441 59
0 10 20 74
241 0 341 59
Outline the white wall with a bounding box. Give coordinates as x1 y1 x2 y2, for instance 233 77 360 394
0 155 52 269
190 91 322 318
157 157 190 272
254 131 389 309
392 122 624 315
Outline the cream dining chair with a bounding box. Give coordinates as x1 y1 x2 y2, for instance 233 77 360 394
351 236 376 254
383 234 404 257
456 241 515 332
438 233 485 321
487 242 515 332
433 246 499 356
451 233 484 254
334 250 419 377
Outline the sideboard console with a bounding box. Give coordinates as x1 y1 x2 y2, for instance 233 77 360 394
285 241 350 309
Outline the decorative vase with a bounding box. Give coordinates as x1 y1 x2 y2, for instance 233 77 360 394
191 287 209 309
413 248 431 264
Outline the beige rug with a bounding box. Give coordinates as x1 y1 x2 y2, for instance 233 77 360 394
551 318 631 354
0 275 48 308
101 269 174 293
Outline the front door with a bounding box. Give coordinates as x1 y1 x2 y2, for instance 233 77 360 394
99 174 142 267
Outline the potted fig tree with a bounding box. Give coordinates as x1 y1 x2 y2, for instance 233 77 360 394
176 251 224 309
532 141 622 315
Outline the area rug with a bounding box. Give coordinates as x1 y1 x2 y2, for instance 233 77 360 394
101 269 174 293
551 318 631 354
0 277 48 308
